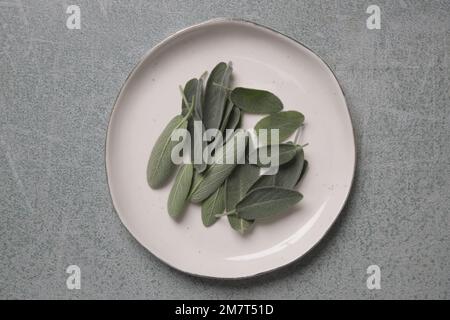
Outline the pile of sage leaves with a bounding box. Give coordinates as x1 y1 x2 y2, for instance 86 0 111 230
147 62 308 234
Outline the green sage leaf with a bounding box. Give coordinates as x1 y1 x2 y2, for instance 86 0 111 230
190 115 207 173
217 100 239 145
203 62 232 130
225 164 259 234
249 174 275 190
201 184 225 227
181 78 198 116
219 100 234 132
189 171 203 194
192 79 207 173
220 105 241 144
147 115 188 189
254 111 304 144
181 78 207 173
194 78 203 118
227 215 254 234
274 148 304 189
295 159 308 186
224 107 241 131
225 164 260 211
189 130 247 203
230 87 283 114
181 78 203 119
249 147 304 191
167 163 194 218
235 187 303 220
250 143 300 167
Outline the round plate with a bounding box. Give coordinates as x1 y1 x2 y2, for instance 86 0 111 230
106 19 355 279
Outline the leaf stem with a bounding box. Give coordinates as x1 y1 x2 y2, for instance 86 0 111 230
215 209 236 218
212 82 233 92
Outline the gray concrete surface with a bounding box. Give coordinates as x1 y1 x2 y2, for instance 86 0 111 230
0 0 448 299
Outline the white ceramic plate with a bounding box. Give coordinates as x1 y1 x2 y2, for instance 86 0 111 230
106 19 355 279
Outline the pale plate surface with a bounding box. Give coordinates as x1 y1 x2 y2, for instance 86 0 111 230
106 19 355 278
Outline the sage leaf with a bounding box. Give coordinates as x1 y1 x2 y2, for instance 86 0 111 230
250 174 275 189
147 115 188 189
191 78 207 173
167 163 194 218
201 184 225 227
249 147 304 190
194 78 204 118
255 111 304 144
231 87 283 114
219 100 234 132
235 187 303 220
225 164 259 234
203 62 232 130
220 105 241 144
225 164 260 211
295 159 308 186
190 115 207 173
181 78 203 119
181 78 207 173
189 170 203 195
227 215 254 234
181 78 198 116
224 107 241 131
274 148 304 189
190 130 247 203
251 143 299 167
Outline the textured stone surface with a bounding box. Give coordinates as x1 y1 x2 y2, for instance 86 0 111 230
0 0 448 299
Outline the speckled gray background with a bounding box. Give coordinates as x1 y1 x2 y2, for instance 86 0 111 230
0 0 448 300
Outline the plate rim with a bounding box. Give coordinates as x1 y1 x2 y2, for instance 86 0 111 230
105 17 357 280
